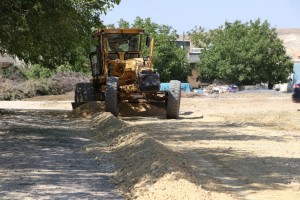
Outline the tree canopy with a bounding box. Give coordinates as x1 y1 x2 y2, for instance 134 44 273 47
109 17 190 82
189 19 293 85
188 26 217 48
0 0 120 69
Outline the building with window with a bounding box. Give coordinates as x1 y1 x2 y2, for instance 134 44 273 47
177 29 300 88
176 34 203 88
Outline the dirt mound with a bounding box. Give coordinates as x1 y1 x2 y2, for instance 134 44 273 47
68 101 106 119
88 112 231 199
119 102 166 117
68 101 166 119
92 112 133 142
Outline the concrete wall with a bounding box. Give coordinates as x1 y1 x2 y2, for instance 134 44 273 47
0 54 14 69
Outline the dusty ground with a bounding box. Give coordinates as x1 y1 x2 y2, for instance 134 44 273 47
1 90 300 199
0 106 123 199
120 91 300 199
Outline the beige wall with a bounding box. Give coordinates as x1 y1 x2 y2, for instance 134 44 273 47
277 28 300 61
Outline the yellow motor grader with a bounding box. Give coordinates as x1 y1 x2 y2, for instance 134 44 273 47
72 28 181 119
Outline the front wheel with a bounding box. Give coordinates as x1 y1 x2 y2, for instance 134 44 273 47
74 83 94 103
166 80 181 119
105 76 119 117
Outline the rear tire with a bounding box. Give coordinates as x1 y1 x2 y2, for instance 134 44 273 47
74 83 94 103
166 80 181 119
105 76 119 117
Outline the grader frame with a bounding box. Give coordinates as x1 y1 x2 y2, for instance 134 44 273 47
72 28 181 119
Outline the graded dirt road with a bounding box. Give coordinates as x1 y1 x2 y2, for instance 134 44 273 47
0 109 123 199
120 91 300 199
1 90 300 199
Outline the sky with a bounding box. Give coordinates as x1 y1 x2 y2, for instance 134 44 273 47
101 0 300 33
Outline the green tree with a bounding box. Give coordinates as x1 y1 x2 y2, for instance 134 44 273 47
151 29 189 82
193 19 293 85
110 17 190 82
118 18 130 28
188 26 211 48
0 0 120 69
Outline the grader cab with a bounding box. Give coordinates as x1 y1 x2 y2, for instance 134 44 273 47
72 28 181 119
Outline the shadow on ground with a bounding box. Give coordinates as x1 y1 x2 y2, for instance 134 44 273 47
0 110 123 199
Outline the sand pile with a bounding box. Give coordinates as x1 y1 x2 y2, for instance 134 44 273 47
68 101 166 118
68 101 106 118
88 112 223 199
67 101 233 199
119 102 166 117
66 101 236 199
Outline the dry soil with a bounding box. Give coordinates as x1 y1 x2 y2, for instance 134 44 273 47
1 90 300 199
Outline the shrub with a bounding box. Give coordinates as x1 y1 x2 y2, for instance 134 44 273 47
0 79 59 100
0 72 90 100
56 64 74 73
23 64 54 79
1 66 27 82
51 72 90 93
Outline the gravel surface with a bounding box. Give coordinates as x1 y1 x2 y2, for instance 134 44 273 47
0 110 123 199
1 90 300 199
